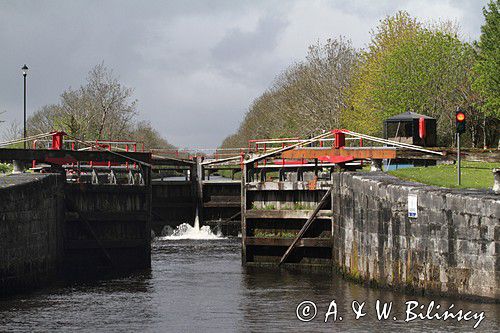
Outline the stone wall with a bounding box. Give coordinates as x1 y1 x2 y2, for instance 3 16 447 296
331 172 499 301
0 174 64 295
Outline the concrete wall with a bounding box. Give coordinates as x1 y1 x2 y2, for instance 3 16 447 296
0 174 64 295
331 172 499 301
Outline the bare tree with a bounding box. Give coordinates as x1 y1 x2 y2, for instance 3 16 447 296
1 120 22 142
28 63 138 141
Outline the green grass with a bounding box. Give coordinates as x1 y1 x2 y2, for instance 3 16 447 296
0 163 13 174
292 203 310 210
213 169 241 180
388 161 499 189
251 203 277 210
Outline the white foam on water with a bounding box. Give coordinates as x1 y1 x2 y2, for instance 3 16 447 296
157 208 225 240
194 209 200 230
158 223 224 240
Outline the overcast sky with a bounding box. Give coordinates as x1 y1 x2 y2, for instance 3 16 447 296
0 0 489 148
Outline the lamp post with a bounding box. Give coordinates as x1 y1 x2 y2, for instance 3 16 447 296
21 64 28 149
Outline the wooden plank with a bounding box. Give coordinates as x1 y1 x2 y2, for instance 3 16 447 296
206 195 240 202
245 131 333 164
282 147 397 160
246 237 332 248
65 183 149 193
152 180 192 186
246 181 332 191
203 165 242 170
245 261 332 269
279 187 332 266
202 180 241 184
282 147 500 162
0 148 152 164
153 202 194 208
65 239 146 249
65 211 149 222
203 202 241 208
245 209 332 219
221 211 241 223
150 156 194 166
65 200 115 267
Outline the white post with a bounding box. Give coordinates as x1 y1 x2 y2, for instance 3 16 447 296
12 160 24 174
493 169 500 194
370 159 383 172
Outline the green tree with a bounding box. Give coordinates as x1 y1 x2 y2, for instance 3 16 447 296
345 12 421 135
131 121 175 150
473 0 500 147
346 12 478 146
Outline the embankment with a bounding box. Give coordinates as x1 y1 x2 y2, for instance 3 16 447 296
331 172 499 301
0 174 64 295
0 173 152 295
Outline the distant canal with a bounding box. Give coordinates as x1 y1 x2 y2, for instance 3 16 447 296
0 237 498 332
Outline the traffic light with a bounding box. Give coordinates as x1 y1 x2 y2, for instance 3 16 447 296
455 108 466 134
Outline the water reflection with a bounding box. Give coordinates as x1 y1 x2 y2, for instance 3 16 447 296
0 271 157 332
0 239 498 332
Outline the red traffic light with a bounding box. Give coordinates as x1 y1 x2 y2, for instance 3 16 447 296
456 111 466 122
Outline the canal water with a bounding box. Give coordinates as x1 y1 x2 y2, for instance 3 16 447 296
0 229 498 332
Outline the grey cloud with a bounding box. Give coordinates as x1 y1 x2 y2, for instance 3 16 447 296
212 15 288 63
0 0 488 148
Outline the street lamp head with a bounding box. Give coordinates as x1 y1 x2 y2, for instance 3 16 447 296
21 64 28 76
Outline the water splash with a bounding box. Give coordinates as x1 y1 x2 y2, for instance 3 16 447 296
158 223 222 240
194 207 200 230
157 207 224 240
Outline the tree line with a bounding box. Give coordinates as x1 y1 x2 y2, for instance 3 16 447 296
222 4 500 149
23 63 174 149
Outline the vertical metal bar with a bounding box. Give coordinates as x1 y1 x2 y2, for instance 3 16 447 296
23 74 27 149
255 144 259 168
282 142 285 166
32 140 36 168
359 138 363 167
263 143 267 166
133 143 137 169
125 144 129 170
89 142 93 168
240 148 244 170
241 162 247 264
457 133 461 186
108 144 111 168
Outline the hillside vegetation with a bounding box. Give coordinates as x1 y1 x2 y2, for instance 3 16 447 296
222 6 500 149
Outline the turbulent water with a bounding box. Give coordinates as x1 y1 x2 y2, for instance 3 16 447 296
0 236 498 332
158 209 224 240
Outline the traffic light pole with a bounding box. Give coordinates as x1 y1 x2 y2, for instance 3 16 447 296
457 133 461 186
